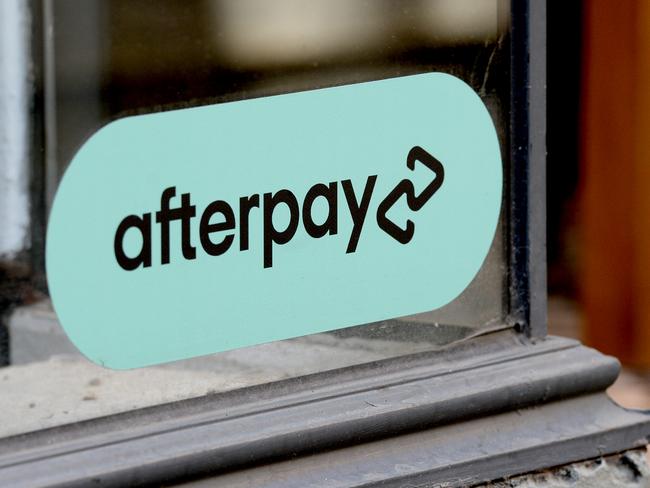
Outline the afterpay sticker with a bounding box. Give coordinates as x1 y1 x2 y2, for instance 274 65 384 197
46 73 503 369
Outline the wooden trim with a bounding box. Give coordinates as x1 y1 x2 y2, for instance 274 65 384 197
580 0 650 366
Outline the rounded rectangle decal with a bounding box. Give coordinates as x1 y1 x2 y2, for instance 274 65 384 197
46 73 503 369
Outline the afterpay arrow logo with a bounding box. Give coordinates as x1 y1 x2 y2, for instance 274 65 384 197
377 146 445 244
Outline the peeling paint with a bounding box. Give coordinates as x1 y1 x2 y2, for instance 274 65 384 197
0 0 31 258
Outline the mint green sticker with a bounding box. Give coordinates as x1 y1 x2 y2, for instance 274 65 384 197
46 73 502 369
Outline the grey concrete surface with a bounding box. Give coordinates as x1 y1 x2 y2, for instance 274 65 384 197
475 449 650 487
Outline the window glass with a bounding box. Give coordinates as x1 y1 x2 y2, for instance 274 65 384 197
3 0 511 438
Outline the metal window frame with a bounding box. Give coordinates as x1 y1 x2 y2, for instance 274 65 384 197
1 1 650 486
509 0 547 338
